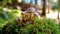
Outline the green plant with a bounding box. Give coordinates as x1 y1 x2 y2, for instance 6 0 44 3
34 18 60 34
2 18 60 34
2 20 19 34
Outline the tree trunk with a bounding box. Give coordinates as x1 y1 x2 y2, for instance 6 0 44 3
35 0 38 11
58 0 60 19
58 0 60 25
12 0 18 9
35 0 38 5
48 0 53 13
42 0 46 16
48 0 51 13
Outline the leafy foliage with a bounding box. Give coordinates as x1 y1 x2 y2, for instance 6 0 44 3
34 18 60 34
7 0 12 3
52 1 58 11
0 7 22 34
2 18 60 34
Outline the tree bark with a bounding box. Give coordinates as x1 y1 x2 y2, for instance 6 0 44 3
48 0 50 13
12 0 18 9
58 0 60 19
42 0 46 16
35 0 38 5
48 0 53 13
